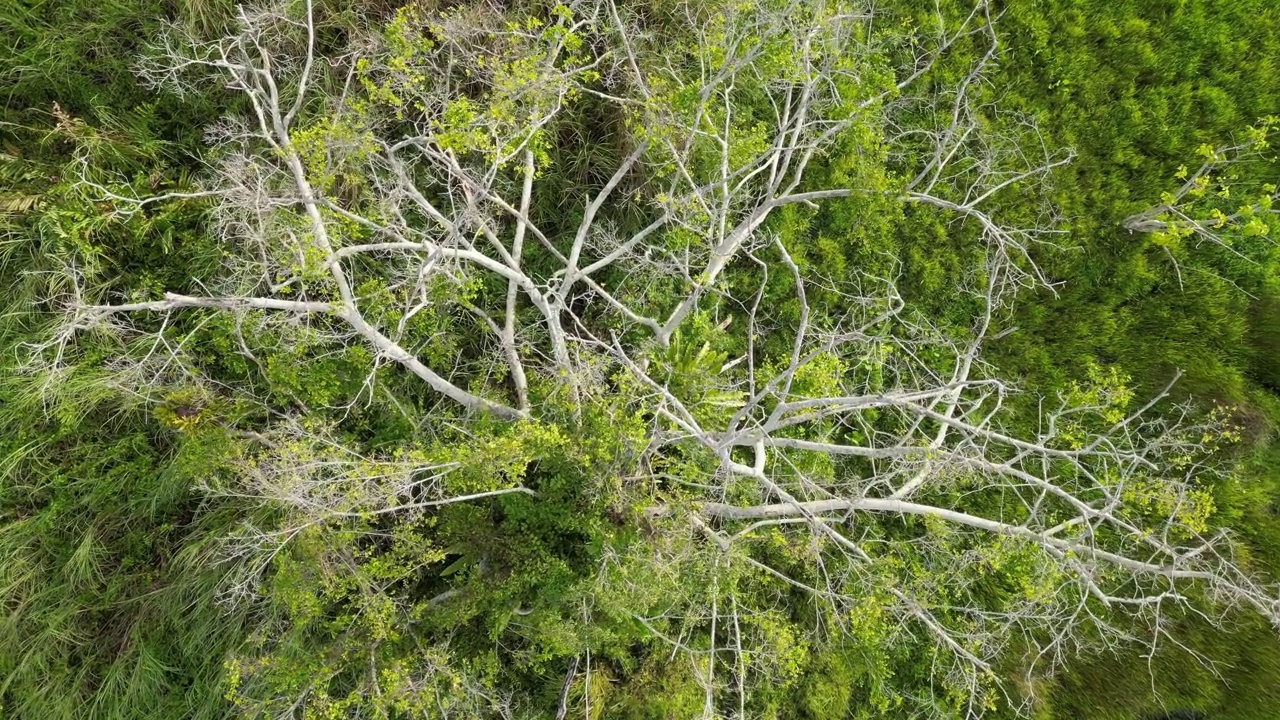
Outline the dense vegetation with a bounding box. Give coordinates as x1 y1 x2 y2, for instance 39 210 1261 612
3 1 1280 719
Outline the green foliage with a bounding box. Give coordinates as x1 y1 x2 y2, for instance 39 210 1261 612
877 0 1280 715
5 0 1280 719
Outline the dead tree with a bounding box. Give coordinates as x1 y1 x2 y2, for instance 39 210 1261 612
33 0 1280 715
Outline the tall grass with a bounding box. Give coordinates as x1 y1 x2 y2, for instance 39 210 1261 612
0 3 253 716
